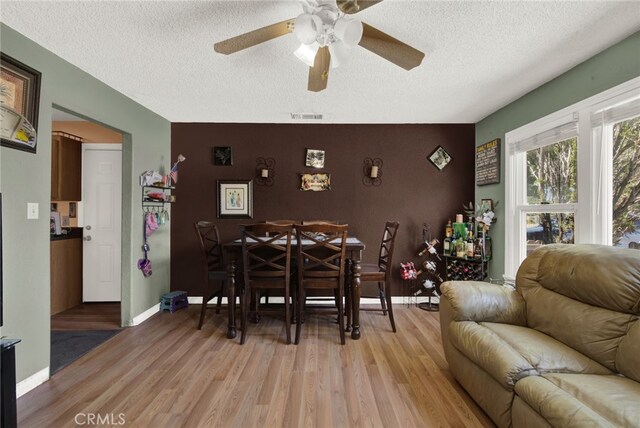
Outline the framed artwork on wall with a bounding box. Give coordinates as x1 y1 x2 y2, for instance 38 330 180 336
428 145 452 171
305 149 325 168
217 179 253 218
213 146 233 165
1 53 41 153
300 173 331 191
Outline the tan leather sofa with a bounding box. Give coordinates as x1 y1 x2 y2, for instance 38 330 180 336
440 244 640 428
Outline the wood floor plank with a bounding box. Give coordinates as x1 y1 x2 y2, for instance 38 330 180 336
18 305 494 428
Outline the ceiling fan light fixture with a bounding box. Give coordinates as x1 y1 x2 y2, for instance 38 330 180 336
294 13 322 44
334 17 363 47
328 41 350 68
294 42 320 67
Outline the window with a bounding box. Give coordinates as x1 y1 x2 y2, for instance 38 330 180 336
505 78 640 277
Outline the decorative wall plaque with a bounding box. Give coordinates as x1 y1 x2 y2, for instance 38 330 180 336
476 139 500 186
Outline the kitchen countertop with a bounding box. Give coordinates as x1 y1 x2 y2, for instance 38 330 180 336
50 227 83 241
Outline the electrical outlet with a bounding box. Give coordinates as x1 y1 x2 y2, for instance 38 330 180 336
27 202 39 219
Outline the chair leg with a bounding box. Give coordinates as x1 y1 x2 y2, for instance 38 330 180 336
284 288 291 344
198 293 211 330
295 288 304 345
379 283 388 316
240 286 249 345
337 286 345 345
215 284 223 314
384 280 396 333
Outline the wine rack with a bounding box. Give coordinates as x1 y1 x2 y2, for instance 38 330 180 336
444 255 488 281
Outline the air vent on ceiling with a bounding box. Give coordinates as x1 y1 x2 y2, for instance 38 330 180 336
290 113 323 120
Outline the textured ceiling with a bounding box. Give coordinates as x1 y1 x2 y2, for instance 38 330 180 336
1 1 639 123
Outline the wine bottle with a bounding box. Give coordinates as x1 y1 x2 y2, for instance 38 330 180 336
445 219 453 238
474 231 483 259
443 231 452 255
456 236 466 258
466 231 474 258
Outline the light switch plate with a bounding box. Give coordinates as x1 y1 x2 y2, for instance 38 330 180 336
27 202 39 219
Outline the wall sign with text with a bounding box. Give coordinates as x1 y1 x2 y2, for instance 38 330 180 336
476 139 500 186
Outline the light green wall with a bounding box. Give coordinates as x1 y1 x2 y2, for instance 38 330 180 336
476 31 640 280
0 23 171 383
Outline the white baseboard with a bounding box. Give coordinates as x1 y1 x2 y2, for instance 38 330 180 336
188 296 426 305
129 303 160 326
16 366 49 398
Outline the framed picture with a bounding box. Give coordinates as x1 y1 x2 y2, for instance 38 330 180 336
69 202 77 218
428 145 452 171
217 179 253 218
213 146 233 165
1 53 41 153
480 198 494 212
305 149 325 168
300 173 331 192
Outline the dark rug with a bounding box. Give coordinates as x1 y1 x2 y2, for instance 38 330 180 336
51 330 121 374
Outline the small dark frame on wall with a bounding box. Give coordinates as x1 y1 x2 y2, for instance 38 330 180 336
217 179 253 218
476 138 501 185
305 148 325 168
213 146 233 165
480 198 494 212
69 202 77 218
428 145 452 171
1 53 42 153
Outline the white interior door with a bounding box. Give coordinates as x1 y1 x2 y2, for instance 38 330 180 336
82 144 122 302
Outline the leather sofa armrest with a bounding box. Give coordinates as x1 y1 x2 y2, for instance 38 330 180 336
440 281 527 325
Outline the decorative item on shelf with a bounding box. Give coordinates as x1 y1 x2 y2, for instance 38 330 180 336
255 157 275 187
213 146 233 165
168 154 186 185
362 157 383 186
428 145 452 171
463 199 498 261
300 173 331 191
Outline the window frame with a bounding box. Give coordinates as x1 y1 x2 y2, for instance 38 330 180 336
504 77 640 279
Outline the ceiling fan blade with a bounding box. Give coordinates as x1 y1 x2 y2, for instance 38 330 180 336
337 1 384 14
214 19 296 55
308 47 331 92
358 23 425 70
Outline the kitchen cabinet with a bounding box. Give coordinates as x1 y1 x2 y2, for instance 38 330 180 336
51 132 82 201
51 237 83 315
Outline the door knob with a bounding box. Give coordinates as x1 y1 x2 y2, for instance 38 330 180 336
86 225 92 230
84 235 92 241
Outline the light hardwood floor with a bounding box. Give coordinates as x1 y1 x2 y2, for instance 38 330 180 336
51 302 121 331
20 304 494 427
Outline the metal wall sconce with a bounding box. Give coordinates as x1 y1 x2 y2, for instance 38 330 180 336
362 157 383 186
255 157 275 186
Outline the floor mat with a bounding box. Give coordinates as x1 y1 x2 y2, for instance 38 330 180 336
50 330 121 374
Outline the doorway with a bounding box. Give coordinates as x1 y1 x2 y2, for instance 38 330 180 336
50 107 124 374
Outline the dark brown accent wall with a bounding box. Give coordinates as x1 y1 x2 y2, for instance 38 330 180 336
171 123 475 297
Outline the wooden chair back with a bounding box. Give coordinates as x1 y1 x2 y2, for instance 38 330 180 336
241 223 293 281
194 221 224 272
377 221 400 278
296 224 348 285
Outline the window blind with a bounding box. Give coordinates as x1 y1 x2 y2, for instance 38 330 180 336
510 120 578 155
591 97 640 127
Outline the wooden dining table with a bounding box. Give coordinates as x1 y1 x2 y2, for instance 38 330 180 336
221 236 366 341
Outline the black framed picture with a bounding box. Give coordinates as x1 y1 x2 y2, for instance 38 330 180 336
428 146 452 171
1 53 41 153
217 179 253 218
305 149 325 168
213 146 233 165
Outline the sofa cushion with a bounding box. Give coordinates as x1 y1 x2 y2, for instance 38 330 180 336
449 321 538 389
480 322 612 376
515 373 640 428
518 244 640 314
617 320 640 382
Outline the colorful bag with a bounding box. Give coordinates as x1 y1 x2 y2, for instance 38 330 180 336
400 262 420 280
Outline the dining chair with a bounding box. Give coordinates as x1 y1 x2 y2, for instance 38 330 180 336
194 221 228 330
295 223 348 345
301 220 339 225
359 221 400 332
240 223 294 344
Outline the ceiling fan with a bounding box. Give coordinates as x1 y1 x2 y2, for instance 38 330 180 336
214 0 425 92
